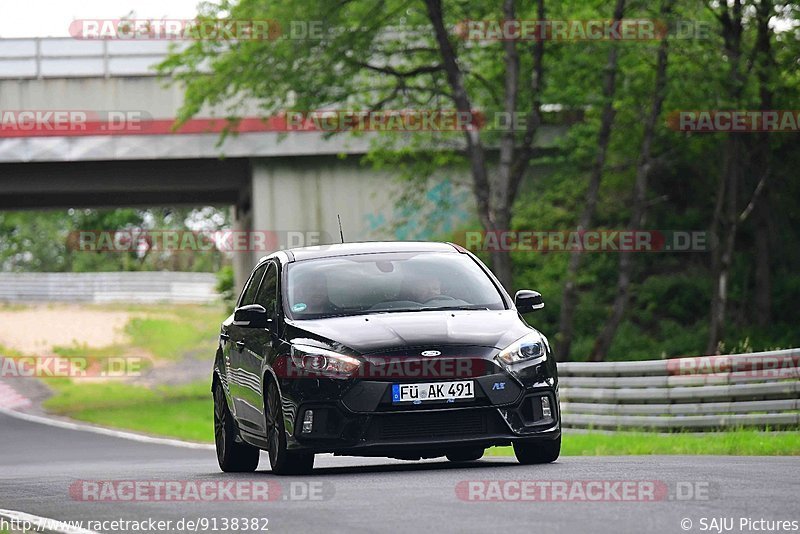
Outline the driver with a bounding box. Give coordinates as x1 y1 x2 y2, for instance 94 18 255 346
408 274 442 303
293 274 340 314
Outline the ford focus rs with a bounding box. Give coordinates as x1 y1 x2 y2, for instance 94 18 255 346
212 241 560 474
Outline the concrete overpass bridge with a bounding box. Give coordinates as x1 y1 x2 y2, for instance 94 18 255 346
0 37 565 286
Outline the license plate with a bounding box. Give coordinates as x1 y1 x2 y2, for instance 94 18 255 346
391 380 474 403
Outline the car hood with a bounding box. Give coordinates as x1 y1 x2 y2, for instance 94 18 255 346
284 309 535 355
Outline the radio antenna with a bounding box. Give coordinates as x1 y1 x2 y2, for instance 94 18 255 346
337 214 345 243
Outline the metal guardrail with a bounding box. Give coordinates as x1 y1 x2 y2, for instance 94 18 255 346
0 38 183 79
558 349 800 430
0 272 218 304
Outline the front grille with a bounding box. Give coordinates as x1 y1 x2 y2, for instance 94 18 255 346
374 409 489 440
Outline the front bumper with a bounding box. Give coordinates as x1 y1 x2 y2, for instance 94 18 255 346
278 371 560 455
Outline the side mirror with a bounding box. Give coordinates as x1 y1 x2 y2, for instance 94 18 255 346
233 304 270 328
514 290 544 313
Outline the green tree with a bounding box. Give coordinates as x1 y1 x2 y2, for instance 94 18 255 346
156 0 800 361
159 0 557 288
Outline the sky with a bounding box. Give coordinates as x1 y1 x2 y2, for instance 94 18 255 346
0 0 204 38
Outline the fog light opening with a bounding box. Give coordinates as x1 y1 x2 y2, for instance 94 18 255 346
541 396 552 418
302 410 314 434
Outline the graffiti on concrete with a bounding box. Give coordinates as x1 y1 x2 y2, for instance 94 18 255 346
364 178 471 240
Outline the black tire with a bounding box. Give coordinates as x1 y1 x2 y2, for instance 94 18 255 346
513 436 561 465
213 380 260 472
265 380 315 475
446 447 485 462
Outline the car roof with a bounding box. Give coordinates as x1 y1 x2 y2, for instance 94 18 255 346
260 241 461 264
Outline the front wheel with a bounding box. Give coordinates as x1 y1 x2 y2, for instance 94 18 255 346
265 381 315 475
213 380 260 472
513 436 561 465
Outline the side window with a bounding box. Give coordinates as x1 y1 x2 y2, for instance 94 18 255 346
239 263 267 307
255 263 278 317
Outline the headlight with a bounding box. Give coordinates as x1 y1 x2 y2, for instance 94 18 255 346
496 332 548 366
290 344 361 378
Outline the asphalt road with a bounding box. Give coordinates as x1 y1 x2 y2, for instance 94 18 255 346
0 411 798 534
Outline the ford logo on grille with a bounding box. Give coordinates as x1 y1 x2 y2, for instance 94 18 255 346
421 350 441 357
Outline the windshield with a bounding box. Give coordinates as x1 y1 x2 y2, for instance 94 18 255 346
285 252 506 319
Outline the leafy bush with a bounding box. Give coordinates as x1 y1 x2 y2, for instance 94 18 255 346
216 265 236 313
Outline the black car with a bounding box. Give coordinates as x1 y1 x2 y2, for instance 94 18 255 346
213 241 560 474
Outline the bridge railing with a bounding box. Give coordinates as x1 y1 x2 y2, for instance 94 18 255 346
0 38 183 79
558 349 800 430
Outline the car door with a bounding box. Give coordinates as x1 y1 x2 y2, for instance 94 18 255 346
240 261 280 435
228 262 267 426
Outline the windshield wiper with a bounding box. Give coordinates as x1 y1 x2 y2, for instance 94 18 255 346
300 306 490 318
373 305 490 313
298 309 401 319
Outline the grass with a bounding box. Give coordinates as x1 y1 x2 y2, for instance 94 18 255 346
0 344 27 358
32 304 224 442
52 344 126 359
124 305 222 360
487 429 800 456
51 344 154 375
43 379 213 443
